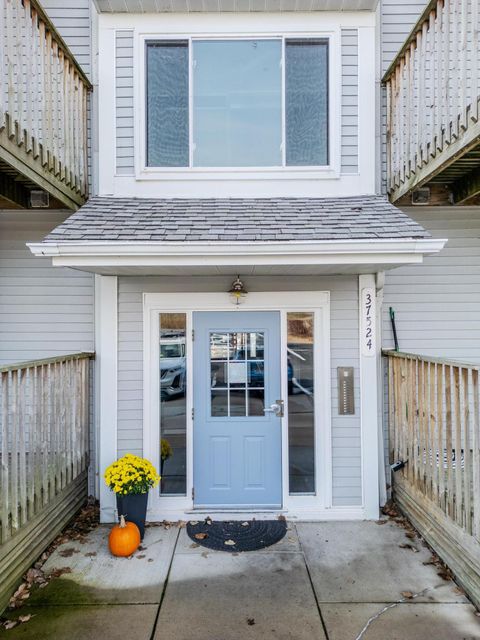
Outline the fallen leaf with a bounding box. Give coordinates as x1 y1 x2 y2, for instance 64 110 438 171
3 620 19 630
201 551 209 558
247 618 255 626
84 552 97 558
375 520 387 525
189 543 200 549
401 591 414 599
437 570 452 581
453 587 465 595
405 531 416 539
59 548 79 558
18 614 35 623
277 515 286 522
398 543 418 552
148 559 154 562
224 540 236 546
194 533 208 540
136 554 146 559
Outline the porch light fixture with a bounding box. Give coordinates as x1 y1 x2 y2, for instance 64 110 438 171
228 276 248 306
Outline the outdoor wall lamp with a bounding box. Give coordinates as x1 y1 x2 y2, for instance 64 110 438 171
229 276 248 305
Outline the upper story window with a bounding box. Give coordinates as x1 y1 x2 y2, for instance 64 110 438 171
146 38 328 169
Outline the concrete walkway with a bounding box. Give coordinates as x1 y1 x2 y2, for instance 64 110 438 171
1 520 479 639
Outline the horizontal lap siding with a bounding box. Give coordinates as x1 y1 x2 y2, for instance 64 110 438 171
382 206 480 484
117 275 362 506
41 0 93 190
116 31 135 175
341 29 358 174
383 207 480 362
0 212 94 364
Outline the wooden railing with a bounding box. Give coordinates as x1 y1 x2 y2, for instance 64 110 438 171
0 352 94 613
385 350 480 608
383 0 480 202
0 0 91 209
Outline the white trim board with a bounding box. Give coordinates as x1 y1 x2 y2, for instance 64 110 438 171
96 11 377 198
28 238 447 271
143 291 333 521
96 275 118 524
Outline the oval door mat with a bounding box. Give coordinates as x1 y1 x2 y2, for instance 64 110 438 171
186 518 287 552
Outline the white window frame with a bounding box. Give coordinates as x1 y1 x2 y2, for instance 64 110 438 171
135 27 341 181
143 291 332 521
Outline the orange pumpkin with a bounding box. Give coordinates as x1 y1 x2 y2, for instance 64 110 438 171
109 515 141 557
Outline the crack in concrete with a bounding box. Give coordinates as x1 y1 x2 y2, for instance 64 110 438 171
353 584 444 640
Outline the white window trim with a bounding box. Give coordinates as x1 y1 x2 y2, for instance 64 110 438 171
135 27 341 181
143 291 333 521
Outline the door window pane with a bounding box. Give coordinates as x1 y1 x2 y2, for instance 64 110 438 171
287 313 315 494
193 40 282 167
147 41 189 167
286 39 328 166
210 331 265 417
160 313 187 495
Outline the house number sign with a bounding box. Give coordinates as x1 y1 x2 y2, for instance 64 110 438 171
361 287 376 357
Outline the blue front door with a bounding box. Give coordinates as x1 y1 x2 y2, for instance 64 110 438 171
193 311 282 508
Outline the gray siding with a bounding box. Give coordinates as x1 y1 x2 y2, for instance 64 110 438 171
381 205 480 488
117 275 362 507
380 0 426 190
382 206 480 362
41 0 92 77
116 30 135 176
0 211 95 364
341 29 358 174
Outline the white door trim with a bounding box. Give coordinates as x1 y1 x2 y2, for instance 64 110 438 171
96 275 118 523
143 290 332 520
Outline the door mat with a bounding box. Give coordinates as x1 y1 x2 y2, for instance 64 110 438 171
186 518 287 552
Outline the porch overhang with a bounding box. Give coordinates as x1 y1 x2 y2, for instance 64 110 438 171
28 238 446 275
94 0 379 13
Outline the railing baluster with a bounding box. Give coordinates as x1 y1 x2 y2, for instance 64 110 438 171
437 363 445 512
10 370 19 533
446 364 455 519
1 372 10 543
464 369 473 534
0 0 91 203
472 369 480 541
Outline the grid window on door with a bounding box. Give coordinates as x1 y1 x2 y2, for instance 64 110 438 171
210 331 265 417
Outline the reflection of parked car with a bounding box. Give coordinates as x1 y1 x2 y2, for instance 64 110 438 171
160 333 186 399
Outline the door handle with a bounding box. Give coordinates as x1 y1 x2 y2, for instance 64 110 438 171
263 400 284 418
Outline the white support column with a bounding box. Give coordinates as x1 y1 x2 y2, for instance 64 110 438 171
95 274 118 523
359 274 380 519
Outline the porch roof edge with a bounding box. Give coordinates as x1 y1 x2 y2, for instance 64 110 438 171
27 237 447 268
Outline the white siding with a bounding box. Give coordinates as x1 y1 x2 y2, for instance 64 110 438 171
117 275 362 507
0 211 95 364
382 206 480 363
116 30 135 176
341 28 358 174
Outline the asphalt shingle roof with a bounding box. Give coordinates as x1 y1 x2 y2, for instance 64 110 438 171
43 196 430 243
